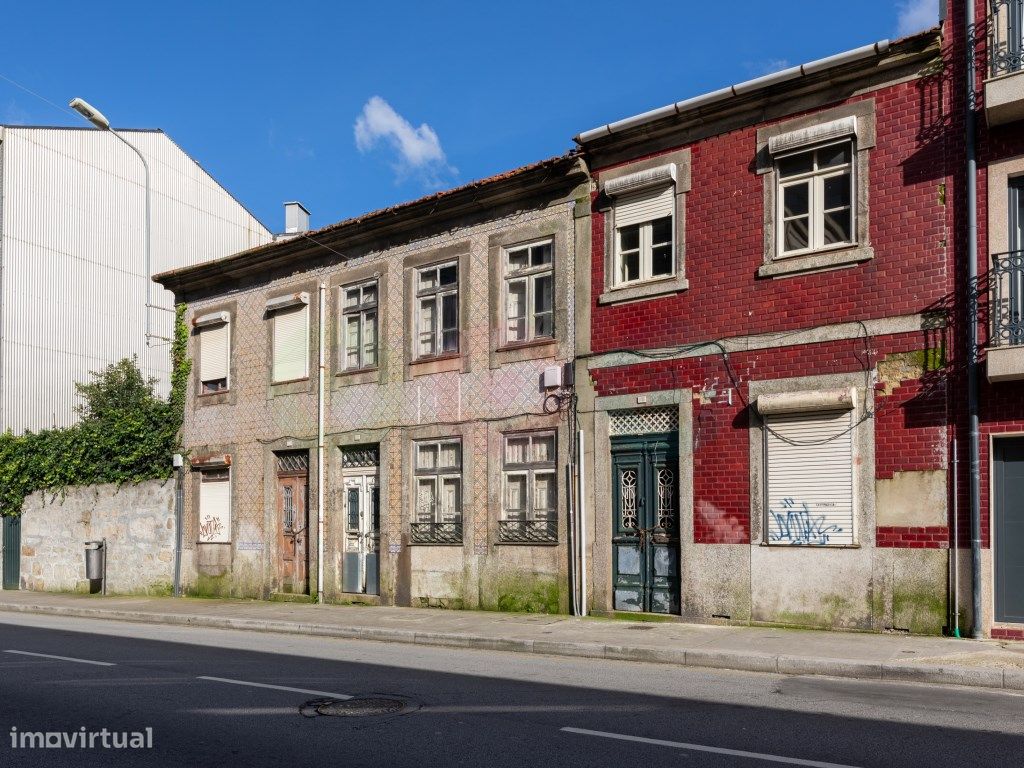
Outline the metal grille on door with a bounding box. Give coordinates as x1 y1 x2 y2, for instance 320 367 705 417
609 407 679 436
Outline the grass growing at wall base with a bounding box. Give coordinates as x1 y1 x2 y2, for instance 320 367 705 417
0 305 190 518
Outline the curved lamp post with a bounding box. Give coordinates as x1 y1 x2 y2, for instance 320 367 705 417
69 97 157 345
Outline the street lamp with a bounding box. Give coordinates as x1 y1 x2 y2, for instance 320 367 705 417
69 97 157 345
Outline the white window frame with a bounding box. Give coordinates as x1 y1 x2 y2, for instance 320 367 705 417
502 239 554 345
775 140 856 259
198 467 231 543
413 439 463 525
414 261 459 359
501 431 557 522
613 212 673 288
270 303 310 383
198 318 230 394
341 280 379 371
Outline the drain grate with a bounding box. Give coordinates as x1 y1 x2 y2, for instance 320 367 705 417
301 696 411 718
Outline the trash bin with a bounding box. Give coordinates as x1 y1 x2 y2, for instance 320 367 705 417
85 540 104 580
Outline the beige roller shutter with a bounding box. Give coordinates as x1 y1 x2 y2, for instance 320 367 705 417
199 322 230 384
272 304 309 382
615 185 674 228
765 409 854 546
198 472 231 543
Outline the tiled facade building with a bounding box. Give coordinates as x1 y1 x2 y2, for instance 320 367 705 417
156 156 589 608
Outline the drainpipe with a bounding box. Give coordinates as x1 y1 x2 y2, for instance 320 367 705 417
317 282 326 604
172 453 184 597
577 429 587 616
965 0 983 639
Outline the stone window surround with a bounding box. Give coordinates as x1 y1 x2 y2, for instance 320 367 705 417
986 156 1024 340
192 300 238 408
488 414 564 547
265 279 319 399
597 148 691 305
188 443 236 548
403 243 472 381
330 261 389 388
403 421 476 547
756 99 876 279
487 218 571 369
748 372 875 549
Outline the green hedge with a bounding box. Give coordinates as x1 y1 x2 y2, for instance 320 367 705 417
0 304 191 516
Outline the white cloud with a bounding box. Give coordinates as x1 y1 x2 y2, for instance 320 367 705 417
3 99 30 125
354 96 454 186
896 0 938 37
745 59 790 77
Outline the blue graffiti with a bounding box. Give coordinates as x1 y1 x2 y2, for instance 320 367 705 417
768 498 842 546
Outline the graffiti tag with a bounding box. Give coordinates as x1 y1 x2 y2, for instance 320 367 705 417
768 498 842 546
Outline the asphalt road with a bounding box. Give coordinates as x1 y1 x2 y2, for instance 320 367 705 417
0 612 1021 767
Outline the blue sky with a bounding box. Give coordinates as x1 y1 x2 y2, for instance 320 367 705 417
1 0 938 233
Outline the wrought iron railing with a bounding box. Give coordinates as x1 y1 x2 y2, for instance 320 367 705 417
989 0 1024 76
498 519 558 544
991 250 1024 346
410 521 463 544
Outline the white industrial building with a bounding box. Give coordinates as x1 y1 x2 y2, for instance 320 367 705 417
0 125 272 434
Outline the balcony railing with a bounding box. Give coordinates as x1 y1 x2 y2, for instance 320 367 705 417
498 519 558 544
989 0 1024 77
991 250 1024 346
410 521 463 544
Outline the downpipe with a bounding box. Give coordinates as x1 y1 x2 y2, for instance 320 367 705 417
317 282 326 604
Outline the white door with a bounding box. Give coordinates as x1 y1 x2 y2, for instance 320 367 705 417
343 471 379 595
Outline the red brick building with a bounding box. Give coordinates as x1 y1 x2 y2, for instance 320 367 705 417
573 27 961 632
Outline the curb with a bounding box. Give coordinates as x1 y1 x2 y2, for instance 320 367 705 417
0 602 1019 693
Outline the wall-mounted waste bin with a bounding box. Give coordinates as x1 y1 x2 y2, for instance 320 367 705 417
85 540 105 588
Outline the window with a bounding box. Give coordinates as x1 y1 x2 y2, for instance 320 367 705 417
412 439 462 543
198 468 231 543
197 316 230 393
504 240 554 344
341 280 378 370
270 303 310 383
500 432 557 543
613 187 674 286
415 262 458 359
776 142 854 257
764 410 854 547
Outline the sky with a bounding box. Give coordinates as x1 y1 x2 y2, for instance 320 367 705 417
0 0 939 234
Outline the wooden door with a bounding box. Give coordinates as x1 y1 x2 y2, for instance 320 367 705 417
277 472 308 594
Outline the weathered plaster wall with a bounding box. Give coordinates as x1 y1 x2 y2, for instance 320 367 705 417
19 480 175 594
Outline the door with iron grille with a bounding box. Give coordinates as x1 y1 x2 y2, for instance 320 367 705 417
342 446 380 595
2 516 20 590
611 434 679 614
276 451 309 594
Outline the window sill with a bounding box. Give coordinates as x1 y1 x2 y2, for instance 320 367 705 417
407 541 464 547
492 338 558 368
758 245 873 279
598 275 689 305
758 542 861 549
494 540 560 547
409 353 462 377
196 390 231 406
335 367 380 387
496 338 556 353
269 377 311 397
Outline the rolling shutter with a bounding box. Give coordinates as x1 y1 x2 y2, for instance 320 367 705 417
765 409 854 546
272 304 309 382
199 322 230 384
198 472 231 543
614 185 674 228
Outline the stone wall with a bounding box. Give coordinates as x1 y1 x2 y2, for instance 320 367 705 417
19 480 176 594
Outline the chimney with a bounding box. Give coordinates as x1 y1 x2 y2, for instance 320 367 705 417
284 201 310 234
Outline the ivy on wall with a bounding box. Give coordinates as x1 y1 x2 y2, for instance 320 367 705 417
0 304 191 517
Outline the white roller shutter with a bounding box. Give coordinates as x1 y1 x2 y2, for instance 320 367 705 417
272 304 309 382
198 473 231 543
199 322 230 384
614 185 674 228
765 409 854 546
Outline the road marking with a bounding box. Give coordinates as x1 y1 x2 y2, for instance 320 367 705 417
197 676 352 700
4 650 115 667
560 727 862 768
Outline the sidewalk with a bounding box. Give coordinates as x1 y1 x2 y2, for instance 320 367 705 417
0 591 1022 692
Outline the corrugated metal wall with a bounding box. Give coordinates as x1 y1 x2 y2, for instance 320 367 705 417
0 127 271 434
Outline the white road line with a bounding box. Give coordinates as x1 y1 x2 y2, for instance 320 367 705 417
4 650 115 667
196 676 352 700
560 727 862 768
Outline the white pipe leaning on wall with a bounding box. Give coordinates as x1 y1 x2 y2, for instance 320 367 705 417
578 429 587 617
317 282 327 604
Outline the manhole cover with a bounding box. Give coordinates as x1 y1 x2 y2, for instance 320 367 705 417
301 697 410 718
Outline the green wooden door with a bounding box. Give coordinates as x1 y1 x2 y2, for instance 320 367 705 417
2 516 20 590
611 434 679 614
